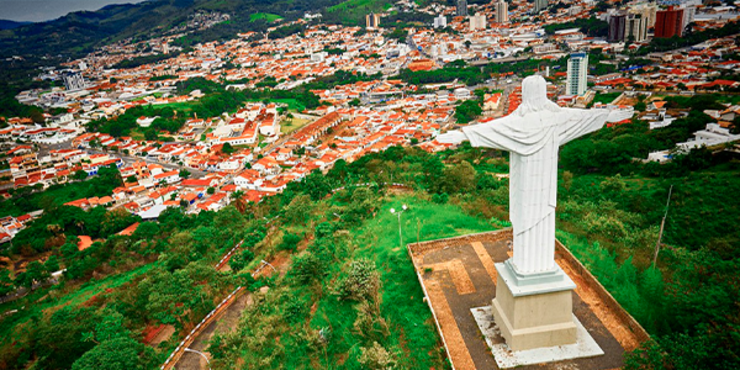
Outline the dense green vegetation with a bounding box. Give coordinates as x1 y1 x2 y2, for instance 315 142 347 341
86 77 322 137
591 92 621 105
249 12 282 22
455 100 483 123
0 81 53 121
0 165 122 218
211 194 491 369
324 0 390 26
0 204 254 369
0 0 348 59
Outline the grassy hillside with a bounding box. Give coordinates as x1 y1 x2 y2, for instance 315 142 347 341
250 12 283 22
209 193 493 368
324 0 391 26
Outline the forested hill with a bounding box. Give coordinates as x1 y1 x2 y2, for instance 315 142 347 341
0 20 32 30
0 0 341 59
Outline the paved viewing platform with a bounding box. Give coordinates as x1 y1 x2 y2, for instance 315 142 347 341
408 229 649 370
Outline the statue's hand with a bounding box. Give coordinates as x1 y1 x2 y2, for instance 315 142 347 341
607 108 634 123
436 130 468 144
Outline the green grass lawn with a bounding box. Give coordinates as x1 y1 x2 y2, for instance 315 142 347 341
296 194 494 368
328 0 389 13
280 116 311 134
245 98 306 112
250 12 282 22
322 195 494 367
592 92 621 105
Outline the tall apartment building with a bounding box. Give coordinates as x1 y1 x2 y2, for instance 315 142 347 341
566 52 588 96
682 5 696 29
608 14 626 43
626 13 648 42
457 0 468 17
63 72 86 91
433 14 447 28
609 9 649 43
469 14 487 31
631 3 658 28
495 0 509 23
534 0 548 13
365 13 381 29
654 6 685 38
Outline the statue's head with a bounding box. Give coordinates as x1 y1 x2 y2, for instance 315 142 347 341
517 75 560 117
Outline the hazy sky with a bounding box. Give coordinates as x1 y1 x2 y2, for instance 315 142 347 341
0 0 148 22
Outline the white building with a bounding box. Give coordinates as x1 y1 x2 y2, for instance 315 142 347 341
534 0 548 13
469 14 487 31
566 52 588 96
677 123 740 151
495 0 509 23
434 15 447 29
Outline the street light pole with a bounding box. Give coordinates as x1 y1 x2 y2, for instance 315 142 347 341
184 348 211 370
390 205 407 249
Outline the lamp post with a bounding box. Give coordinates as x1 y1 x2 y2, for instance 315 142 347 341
390 204 407 249
184 348 211 370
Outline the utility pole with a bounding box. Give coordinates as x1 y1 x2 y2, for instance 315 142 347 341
653 185 673 268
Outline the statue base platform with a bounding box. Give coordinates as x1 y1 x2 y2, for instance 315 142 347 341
491 260 577 351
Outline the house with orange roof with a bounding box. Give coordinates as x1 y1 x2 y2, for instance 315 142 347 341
152 170 180 185
234 169 264 190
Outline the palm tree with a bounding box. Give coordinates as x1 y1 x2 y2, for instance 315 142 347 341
230 190 246 213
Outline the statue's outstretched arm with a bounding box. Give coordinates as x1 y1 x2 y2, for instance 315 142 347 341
436 115 517 151
436 130 468 144
558 108 625 145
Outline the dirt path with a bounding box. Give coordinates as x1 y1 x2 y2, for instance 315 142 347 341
173 293 252 370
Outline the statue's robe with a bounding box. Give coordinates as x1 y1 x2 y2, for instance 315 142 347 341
462 108 611 274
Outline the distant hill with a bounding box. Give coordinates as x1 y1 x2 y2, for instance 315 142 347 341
0 20 32 30
0 0 341 59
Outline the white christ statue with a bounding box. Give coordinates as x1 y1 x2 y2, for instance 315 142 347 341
438 75 632 276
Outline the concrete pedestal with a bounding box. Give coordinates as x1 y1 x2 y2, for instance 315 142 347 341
491 260 577 351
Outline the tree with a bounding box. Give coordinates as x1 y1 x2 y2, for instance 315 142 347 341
278 232 302 251
125 175 138 183
441 161 476 194
455 100 483 123
229 249 255 272
45 255 60 273
72 170 88 181
144 129 158 141
285 194 312 224
179 169 191 178
207 186 216 195
0 270 15 296
335 258 380 301
222 142 235 154
71 337 156 370
21 260 49 288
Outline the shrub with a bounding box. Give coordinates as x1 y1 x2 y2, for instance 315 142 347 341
334 259 380 301
277 233 302 252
